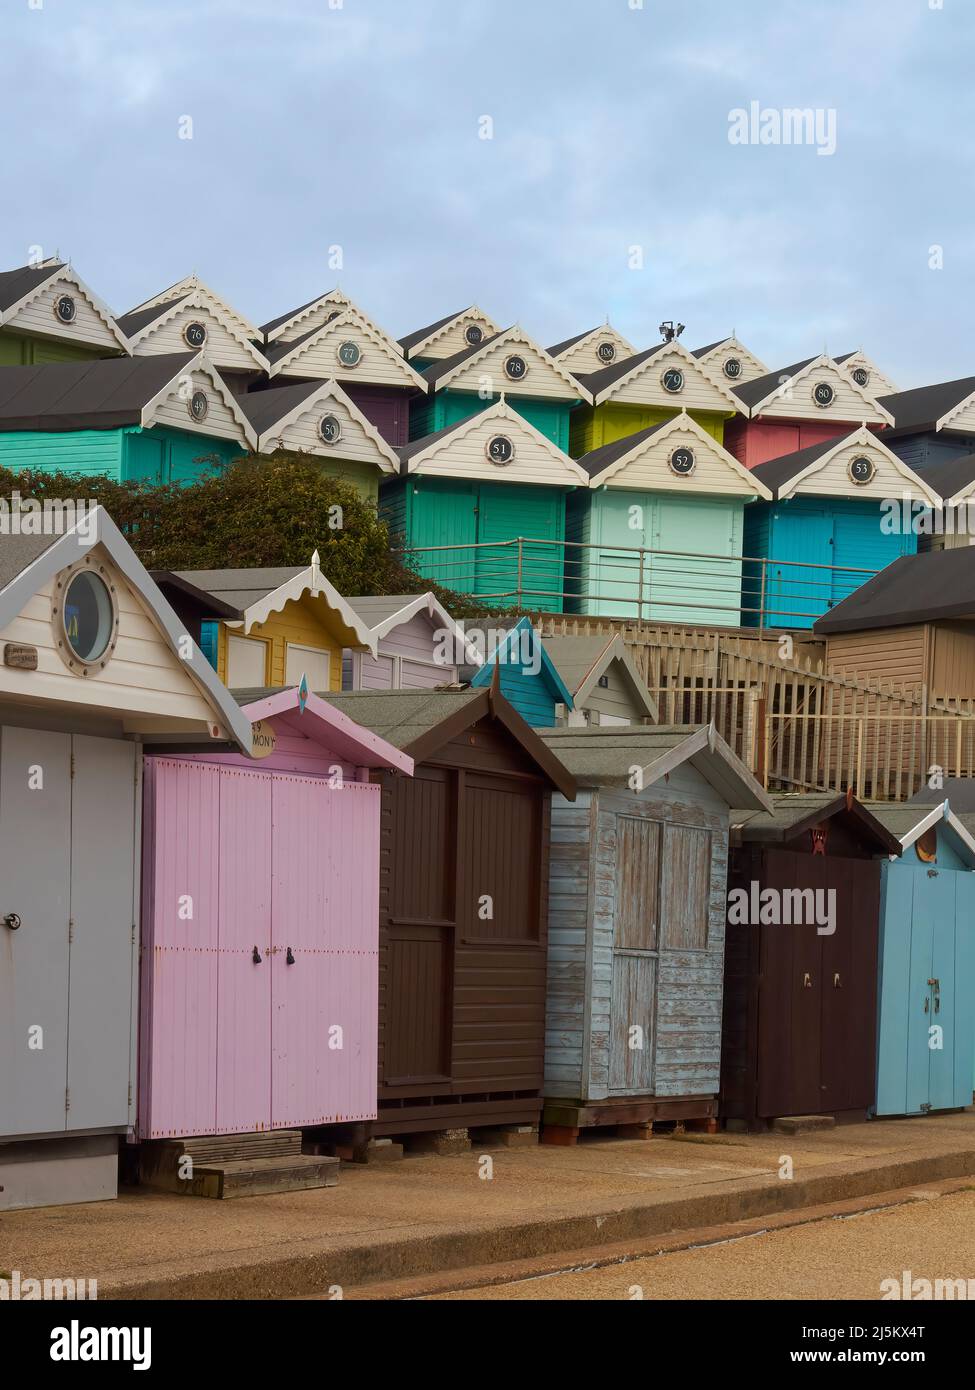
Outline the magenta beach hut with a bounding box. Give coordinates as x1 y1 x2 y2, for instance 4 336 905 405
138 685 413 1173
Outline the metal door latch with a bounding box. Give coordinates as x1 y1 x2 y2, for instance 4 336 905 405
833 973 842 988
286 947 295 965
803 972 812 988
3 912 20 930
252 945 262 964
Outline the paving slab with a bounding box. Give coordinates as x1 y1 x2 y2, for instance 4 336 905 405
1 1110 973 1299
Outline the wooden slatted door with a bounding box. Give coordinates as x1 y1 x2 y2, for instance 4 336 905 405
757 852 824 1118
215 767 272 1134
820 858 880 1114
271 776 380 1127
609 816 660 1093
383 767 455 1088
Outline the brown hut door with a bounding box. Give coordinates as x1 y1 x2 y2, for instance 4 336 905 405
609 816 661 1093
757 851 824 1117
819 859 879 1113
383 767 455 1087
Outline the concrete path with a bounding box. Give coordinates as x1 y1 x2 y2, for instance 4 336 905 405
2 1110 973 1299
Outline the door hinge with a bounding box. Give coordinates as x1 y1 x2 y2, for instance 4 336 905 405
68 917 74 944
128 1084 133 1107
131 923 137 945
65 1087 70 1112
70 753 75 779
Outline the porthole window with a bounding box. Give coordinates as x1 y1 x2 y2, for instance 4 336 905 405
54 294 77 324
723 357 742 380
188 390 209 423
848 455 875 485
486 434 515 465
596 341 617 364
319 414 342 445
669 445 696 476
183 321 208 349
813 381 835 408
852 366 870 388
465 324 484 347
662 367 684 394
337 340 362 368
503 354 528 381
52 560 119 676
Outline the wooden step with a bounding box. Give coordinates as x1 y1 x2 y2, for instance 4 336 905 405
159 1131 304 1161
139 1148 339 1199
195 1155 339 1199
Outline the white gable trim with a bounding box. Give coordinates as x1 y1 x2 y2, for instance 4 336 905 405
936 388 975 433
404 306 503 361
1 264 130 353
696 335 768 379
0 509 254 751
775 426 940 504
366 592 483 665
895 802 975 863
431 325 591 402
404 397 589 483
256 379 399 471
127 276 260 341
587 410 773 498
550 323 636 362
266 290 401 355
269 309 426 387
124 291 268 370
139 355 258 450
835 352 898 397
591 338 742 410
746 354 895 424
234 561 377 654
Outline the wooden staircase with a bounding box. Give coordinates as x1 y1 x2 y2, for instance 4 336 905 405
138 1130 339 1199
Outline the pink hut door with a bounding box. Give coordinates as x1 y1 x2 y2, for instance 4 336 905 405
270 777 380 1128
216 768 273 1133
142 761 221 1138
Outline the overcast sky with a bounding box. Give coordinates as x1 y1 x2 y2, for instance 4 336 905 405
2 0 969 387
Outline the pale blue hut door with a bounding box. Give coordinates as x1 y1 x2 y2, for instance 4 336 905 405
766 508 832 627
593 492 648 619
608 815 660 1092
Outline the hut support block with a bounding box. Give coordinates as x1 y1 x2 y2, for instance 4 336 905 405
405 1129 471 1157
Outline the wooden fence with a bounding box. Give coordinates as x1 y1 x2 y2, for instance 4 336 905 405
538 618 975 800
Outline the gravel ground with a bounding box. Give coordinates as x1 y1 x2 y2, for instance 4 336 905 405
427 1188 975 1300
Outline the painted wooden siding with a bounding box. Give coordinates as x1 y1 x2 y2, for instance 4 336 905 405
598 422 763 496
785 437 930 501
0 330 105 365
565 664 646 726
130 303 260 372
698 342 767 384
5 278 122 353
594 349 738 414
0 567 220 727
555 328 634 378
571 402 726 456
345 612 457 690
0 427 125 476
825 625 927 690
725 418 854 470
442 338 580 403
410 390 572 452
745 365 890 425
215 603 345 692
544 766 729 1103
275 319 418 388
140 751 381 1137
887 431 975 472
930 623 975 700
148 367 248 443
405 405 579 487
409 311 499 361
375 725 552 1133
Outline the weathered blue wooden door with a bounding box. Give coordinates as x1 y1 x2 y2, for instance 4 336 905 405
876 861 975 1115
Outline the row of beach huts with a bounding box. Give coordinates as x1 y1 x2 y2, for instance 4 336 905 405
1 257 975 1210
0 504 973 1209
5 258 975 627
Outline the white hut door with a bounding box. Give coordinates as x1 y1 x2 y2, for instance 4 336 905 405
609 815 661 1093
0 729 72 1137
